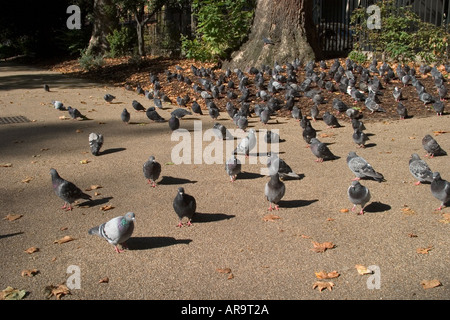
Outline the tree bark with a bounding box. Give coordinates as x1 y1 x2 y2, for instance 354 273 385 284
223 0 322 70
134 6 148 56
86 0 118 56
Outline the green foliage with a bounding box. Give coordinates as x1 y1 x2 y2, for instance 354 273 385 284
78 49 105 71
348 50 368 65
106 26 136 58
350 0 449 64
181 0 255 62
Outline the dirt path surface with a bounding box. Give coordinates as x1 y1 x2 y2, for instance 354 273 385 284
0 61 449 302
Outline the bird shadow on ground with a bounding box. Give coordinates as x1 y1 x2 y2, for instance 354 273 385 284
278 199 319 209
237 171 265 180
100 147 126 155
362 143 377 149
281 173 306 181
128 236 192 251
192 212 235 224
0 232 24 240
78 196 114 208
364 201 392 213
158 176 197 185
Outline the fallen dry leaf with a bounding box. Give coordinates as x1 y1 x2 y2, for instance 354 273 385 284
408 233 418 238
44 284 70 300
433 130 448 136
312 281 334 292
24 247 39 254
216 268 232 274
3 214 23 221
21 269 39 277
355 264 373 275
59 115 70 120
99 277 109 283
311 241 335 253
80 159 90 164
315 270 340 279
439 213 450 224
420 279 442 289
339 208 349 213
75 129 83 133
0 286 27 300
100 205 114 211
54 236 76 244
0 163 12 167
21 177 33 183
227 273 234 280
416 246 433 254
263 214 281 222
401 206 415 215
300 234 311 239
85 184 102 191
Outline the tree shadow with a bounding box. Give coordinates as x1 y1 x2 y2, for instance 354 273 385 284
128 236 192 251
278 199 319 209
364 201 392 213
192 212 235 223
100 147 126 155
158 176 197 185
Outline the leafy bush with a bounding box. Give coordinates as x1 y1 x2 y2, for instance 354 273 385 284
348 50 368 65
106 26 136 58
350 0 449 64
181 0 255 62
78 49 104 71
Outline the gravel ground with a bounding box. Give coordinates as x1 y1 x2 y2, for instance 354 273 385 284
0 61 449 304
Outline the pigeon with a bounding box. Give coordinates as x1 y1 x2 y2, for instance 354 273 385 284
225 155 241 182
50 168 92 211
310 104 319 122
212 122 232 140
351 118 366 131
332 98 348 113
67 106 84 120
396 102 408 119
422 134 447 158
171 108 192 119
432 101 444 116
302 121 317 145
430 172 450 210
419 91 433 105
291 105 302 121
393 87 402 102
267 152 300 180
309 138 338 162
168 115 180 131
350 87 366 103
300 115 310 129
347 181 371 215
104 94 115 103
191 101 203 115
121 108 130 124
237 116 248 131
52 100 65 110
153 98 163 109
234 129 256 157
208 106 220 120
143 155 161 187
89 132 104 156
409 153 433 185
173 187 197 227
346 107 360 119
352 128 369 148
260 108 270 124
88 212 135 253
365 97 386 113
264 173 286 211
438 85 447 101
146 107 165 122
264 130 280 144
132 100 146 112
322 111 341 128
346 152 385 182
44 84 50 92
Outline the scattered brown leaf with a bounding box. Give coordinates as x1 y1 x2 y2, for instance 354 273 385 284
439 213 450 224
408 233 418 238
24 247 39 254
227 273 234 280
0 286 27 300
311 241 335 253
339 208 349 213
315 270 340 279
75 129 83 133
401 206 415 215
54 236 76 244
355 264 373 275
300 234 311 239
80 159 90 164
99 277 109 283
3 214 23 221
416 246 433 254
21 177 33 183
100 205 114 211
85 184 102 191
433 130 448 136
216 268 232 274
420 279 442 289
0 163 12 167
60 226 68 231
312 281 334 292
263 214 281 222
21 269 39 277
40 148 49 151
44 284 71 300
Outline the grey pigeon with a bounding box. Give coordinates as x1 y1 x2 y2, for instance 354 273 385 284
332 98 348 113
67 106 84 120
291 106 302 121
237 116 248 131
132 100 146 112
88 212 135 253
396 102 408 119
351 118 366 131
352 129 369 148
168 115 180 131
173 187 197 227
208 106 220 120
346 107 360 119
365 97 386 113
267 152 300 180
419 91 433 105
347 181 371 215
50 168 92 211
121 108 130 124
52 100 65 110
322 111 341 128
260 108 270 125
153 98 163 109
234 129 256 157
310 104 319 122
302 121 316 144
264 130 280 144
104 94 115 103
143 155 161 187
191 101 203 115
44 84 50 92
265 173 286 211
309 138 338 162
432 101 444 116
347 151 385 182
409 153 433 185
146 107 165 122
422 134 447 158
393 87 402 101
89 132 104 156
438 85 447 101
212 122 232 140
430 172 450 210
171 108 192 119
225 155 241 182
300 115 310 129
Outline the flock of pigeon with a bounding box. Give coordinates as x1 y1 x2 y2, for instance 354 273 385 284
45 56 449 253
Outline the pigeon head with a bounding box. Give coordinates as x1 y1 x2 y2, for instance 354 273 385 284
124 212 136 222
351 180 360 188
410 153 421 161
149 156 156 162
432 172 441 181
178 187 185 195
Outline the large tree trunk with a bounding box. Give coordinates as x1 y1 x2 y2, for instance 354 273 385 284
134 4 149 56
224 0 322 70
86 0 118 56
